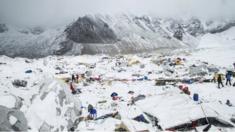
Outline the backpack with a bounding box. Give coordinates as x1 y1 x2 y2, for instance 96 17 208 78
88 104 93 112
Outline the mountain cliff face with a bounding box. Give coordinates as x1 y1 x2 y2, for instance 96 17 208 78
65 16 117 44
0 24 8 33
64 15 198 54
0 15 234 58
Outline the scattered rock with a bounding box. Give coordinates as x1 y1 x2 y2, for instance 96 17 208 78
56 107 61 116
189 65 208 76
14 96 23 109
40 92 49 101
25 59 33 63
115 122 129 132
12 80 27 87
58 90 66 106
140 64 145 69
132 95 146 103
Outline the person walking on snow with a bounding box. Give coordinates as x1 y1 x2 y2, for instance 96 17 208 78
88 104 97 119
69 82 76 94
72 74 75 82
212 72 218 83
76 74 79 83
226 72 232 86
217 74 224 88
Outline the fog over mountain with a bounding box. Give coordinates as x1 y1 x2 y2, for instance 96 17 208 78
0 0 235 26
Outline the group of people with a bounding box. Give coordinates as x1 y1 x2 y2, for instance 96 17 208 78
213 70 234 88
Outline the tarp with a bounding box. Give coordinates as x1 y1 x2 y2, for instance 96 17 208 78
133 114 149 124
136 92 219 130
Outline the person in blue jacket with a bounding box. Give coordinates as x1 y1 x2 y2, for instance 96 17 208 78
88 104 97 119
226 72 232 86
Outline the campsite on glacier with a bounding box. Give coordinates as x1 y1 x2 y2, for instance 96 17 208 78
1 0 235 131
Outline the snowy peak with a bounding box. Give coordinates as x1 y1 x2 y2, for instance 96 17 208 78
64 14 198 54
0 15 235 58
65 15 118 44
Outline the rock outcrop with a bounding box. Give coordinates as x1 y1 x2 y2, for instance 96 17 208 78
65 16 117 44
0 24 8 33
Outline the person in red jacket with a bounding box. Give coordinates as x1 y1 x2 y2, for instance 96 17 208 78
70 82 76 94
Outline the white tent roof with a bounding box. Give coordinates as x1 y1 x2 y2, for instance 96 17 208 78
136 91 218 130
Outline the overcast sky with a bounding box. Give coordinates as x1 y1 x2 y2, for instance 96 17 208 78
0 0 235 26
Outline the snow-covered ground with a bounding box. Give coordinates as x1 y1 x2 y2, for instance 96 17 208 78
0 28 235 131
191 27 235 68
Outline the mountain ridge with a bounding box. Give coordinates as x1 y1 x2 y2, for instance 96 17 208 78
0 14 234 58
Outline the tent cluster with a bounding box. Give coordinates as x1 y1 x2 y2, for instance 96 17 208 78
53 54 235 131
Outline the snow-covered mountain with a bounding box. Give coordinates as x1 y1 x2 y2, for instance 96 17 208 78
1 26 235 131
0 14 235 58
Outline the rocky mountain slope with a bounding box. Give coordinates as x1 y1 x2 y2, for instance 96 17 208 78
1 25 235 130
1 25 235 131
0 14 235 58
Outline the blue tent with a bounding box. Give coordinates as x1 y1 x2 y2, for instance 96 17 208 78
144 76 148 80
182 79 193 84
25 70 32 73
111 92 118 97
133 114 149 124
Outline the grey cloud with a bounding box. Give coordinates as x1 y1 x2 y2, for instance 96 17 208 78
0 0 235 26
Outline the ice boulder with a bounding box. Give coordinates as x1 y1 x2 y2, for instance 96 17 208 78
0 105 28 131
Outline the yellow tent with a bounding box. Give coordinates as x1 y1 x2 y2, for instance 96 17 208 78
127 56 140 66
